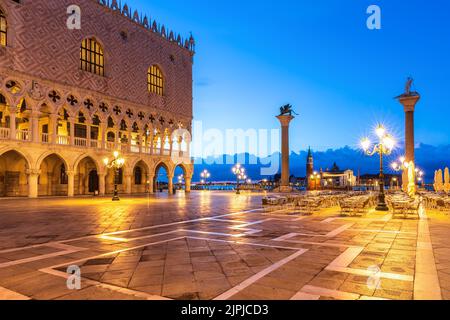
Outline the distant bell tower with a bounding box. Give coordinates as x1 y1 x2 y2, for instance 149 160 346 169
306 147 314 190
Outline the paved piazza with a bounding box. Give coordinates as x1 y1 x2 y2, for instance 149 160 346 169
0 192 449 300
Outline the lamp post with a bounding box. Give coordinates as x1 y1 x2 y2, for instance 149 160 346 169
178 174 184 190
361 124 395 211
391 157 424 188
310 172 321 191
200 170 211 185
232 164 246 195
103 151 125 201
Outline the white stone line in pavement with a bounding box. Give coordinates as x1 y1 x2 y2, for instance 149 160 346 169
272 223 353 240
325 247 413 282
290 291 320 300
0 245 87 269
298 285 360 300
41 236 187 272
325 224 353 237
213 249 309 300
330 266 413 282
414 209 442 300
0 208 265 254
327 247 364 268
349 229 416 235
187 236 305 251
42 268 170 301
321 218 338 224
0 286 31 300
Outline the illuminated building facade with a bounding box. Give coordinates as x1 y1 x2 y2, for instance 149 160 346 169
0 0 194 197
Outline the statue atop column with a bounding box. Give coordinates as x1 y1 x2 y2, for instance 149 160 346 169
279 104 299 117
397 77 419 98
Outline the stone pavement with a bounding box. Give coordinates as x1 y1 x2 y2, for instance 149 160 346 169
0 192 448 300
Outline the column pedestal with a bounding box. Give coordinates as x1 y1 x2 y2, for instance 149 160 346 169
125 174 132 194
67 171 75 197
148 175 155 194
27 169 40 198
99 173 106 196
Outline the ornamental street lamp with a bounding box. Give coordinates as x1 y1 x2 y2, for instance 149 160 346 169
310 171 321 191
103 151 125 201
178 174 184 190
361 124 396 211
200 170 211 185
232 164 246 195
391 157 425 187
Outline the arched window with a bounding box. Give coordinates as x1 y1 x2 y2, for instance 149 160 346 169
135 167 142 185
0 9 6 47
148 65 164 96
80 38 104 76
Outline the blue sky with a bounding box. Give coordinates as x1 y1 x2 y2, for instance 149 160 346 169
126 0 450 153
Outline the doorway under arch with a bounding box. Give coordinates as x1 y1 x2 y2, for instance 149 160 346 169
0 150 30 197
154 162 169 193
133 160 149 193
173 164 187 191
75 156 99 195
38 153 69 196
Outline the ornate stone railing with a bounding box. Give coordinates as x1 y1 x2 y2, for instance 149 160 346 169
74 137 88 147
16 130 30 141
0 127 10 139
57 135 69 145
41 133 49 143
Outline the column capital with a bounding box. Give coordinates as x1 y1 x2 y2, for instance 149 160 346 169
26 169 41 176
397 94 420 113
276 115 295 127
66 170 75 177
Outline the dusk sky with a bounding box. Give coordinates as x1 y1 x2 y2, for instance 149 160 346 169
125 0 450 154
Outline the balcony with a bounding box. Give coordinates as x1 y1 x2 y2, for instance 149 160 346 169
1 130 190 159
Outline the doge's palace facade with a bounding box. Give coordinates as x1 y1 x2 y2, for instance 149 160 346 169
0 0 194 198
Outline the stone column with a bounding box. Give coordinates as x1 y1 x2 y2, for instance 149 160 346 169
27 169 40 198
397 94 420 191
138 130 144 154
169 138 174 157
148 174 155 194
276 115 295 192
125 174 132 194
100 124 107 149
69 117 75 146
168 175 174 194
160 136 165 156
67 171 75 197
149 131 154 155
31 111 40 143
127 129 132 153
87 125 91 148
99 172 106 196
9 107 16 140
398 95 420 163
185 175 192 193
50 113 58 144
